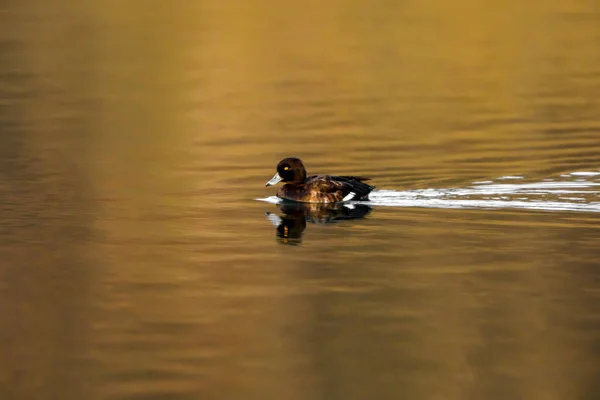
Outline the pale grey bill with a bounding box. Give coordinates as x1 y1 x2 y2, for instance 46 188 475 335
265 172 282 187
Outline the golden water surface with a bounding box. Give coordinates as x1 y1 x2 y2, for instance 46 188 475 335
1 1 599 399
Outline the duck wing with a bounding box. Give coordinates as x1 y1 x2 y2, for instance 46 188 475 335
306 175 375 202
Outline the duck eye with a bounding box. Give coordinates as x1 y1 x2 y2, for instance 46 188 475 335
284 166 289 170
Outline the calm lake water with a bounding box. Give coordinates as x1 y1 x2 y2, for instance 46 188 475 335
1 1 600 400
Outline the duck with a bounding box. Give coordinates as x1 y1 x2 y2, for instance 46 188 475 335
265 157 374 203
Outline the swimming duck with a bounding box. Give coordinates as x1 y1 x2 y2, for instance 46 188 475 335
265 158 374 203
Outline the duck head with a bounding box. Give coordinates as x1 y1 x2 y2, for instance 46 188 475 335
265 157 307 186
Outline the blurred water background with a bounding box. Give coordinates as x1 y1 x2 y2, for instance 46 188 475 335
1 1 599 399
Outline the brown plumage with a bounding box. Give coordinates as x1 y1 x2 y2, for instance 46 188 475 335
265 158 375 203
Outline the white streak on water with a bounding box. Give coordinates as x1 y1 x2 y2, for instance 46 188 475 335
363 191 600 213
571 171 600 176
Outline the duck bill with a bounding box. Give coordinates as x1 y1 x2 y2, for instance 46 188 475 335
265 172 283 187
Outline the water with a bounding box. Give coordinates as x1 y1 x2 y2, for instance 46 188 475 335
1 1 600 399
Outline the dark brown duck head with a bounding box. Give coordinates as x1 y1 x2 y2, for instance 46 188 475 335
265 157 307 186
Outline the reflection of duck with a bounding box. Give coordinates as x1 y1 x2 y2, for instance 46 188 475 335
265 158 375 203
265 202 372 244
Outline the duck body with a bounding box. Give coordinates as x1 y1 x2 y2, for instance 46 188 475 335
265 158 374 203
277 175 373 203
